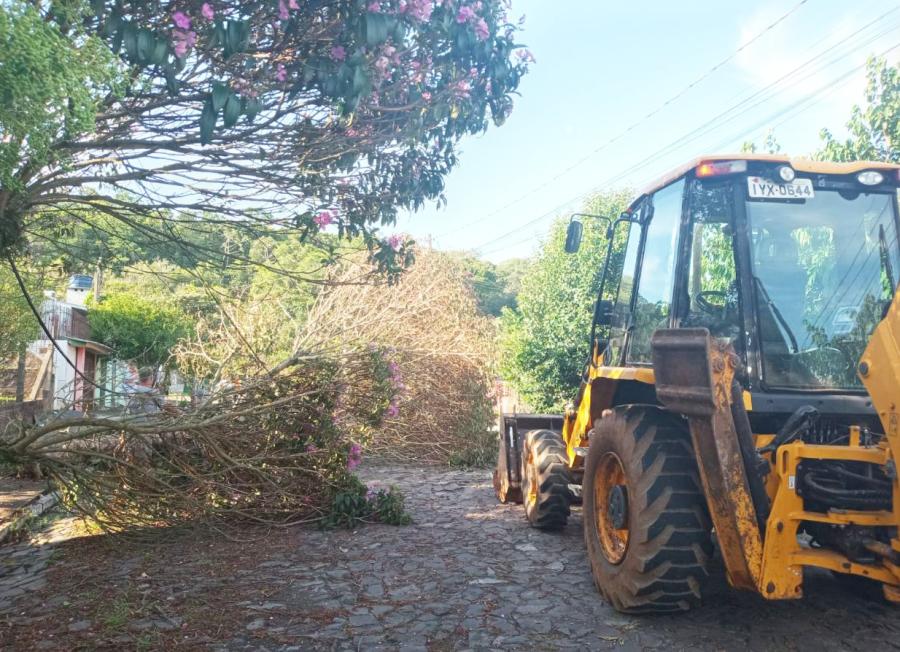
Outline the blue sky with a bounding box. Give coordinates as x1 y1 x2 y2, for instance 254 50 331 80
393 0 900 262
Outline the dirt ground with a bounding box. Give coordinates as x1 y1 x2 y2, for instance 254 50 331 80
1 465 898 651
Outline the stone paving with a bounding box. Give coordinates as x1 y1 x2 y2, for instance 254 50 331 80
0 478 45 525
1 466 899 650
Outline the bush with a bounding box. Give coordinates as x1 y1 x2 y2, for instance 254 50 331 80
324 475 411 528
89 291 190 369
499 190 631 411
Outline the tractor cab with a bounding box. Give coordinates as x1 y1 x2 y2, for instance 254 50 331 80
566 155 900 399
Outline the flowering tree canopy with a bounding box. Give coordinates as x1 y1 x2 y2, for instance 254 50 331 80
1 0 530 272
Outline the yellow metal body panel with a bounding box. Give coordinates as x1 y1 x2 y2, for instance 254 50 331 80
561 364 655 463
760 441 899 599
858 287 900 576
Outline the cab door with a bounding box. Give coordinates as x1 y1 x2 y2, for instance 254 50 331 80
624 179 686 365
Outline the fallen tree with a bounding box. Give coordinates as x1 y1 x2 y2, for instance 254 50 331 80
0 348 402 532
304 247 497 466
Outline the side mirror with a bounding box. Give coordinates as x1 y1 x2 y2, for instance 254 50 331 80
564 219 583 254
595 299 614 326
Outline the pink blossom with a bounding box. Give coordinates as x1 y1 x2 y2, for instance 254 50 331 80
402 0 432 21
201 3 214 20
306 443 318 453
330 45 347 61
314 210 334 228
173 38 188 58
515 49 535 63
276 63 287 82
473 16 489 40
368 1 381 11
289 0 299 8
347 443 363 471
172 29 197 57
421 91 432 101
172 11 192 29
374 56 390 77
452 79 471 99
387 234 404 251
386 404 399 418
278 0 289 20
456 6 475 23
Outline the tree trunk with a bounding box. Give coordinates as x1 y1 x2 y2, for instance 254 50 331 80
15 342 26 402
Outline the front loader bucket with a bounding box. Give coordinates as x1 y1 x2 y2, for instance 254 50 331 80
494 413 564 504
651 329 764 592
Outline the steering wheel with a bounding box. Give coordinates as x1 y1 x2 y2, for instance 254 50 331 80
695 290 728 317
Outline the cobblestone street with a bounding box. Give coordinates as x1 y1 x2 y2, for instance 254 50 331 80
1 466 899 650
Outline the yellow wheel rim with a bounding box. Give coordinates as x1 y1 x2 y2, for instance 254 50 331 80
594 452 629 564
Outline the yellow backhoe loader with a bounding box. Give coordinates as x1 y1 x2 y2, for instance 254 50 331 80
494 155 900 613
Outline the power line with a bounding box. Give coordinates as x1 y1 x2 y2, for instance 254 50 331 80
436 0 813 239
473 18 899 256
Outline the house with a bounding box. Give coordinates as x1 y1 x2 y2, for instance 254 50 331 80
31 275 115 412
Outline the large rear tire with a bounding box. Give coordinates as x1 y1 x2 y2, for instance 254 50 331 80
521 429 572 530
583 406 712 614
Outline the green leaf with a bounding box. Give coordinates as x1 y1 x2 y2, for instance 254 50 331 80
212 22 226 47
111 22 124 53
122 22 138 61
392 19 406 43
364 14 390 46
351 65 369 96
150 38 169 66
211 82 229 112
223 93 240 128
224 20 250 58
200 97 216 144
164 67 180 96
102 12 122 37
244 98 262 123
136 28 154 64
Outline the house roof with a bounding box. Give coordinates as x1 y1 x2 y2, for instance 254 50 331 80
66 337 113 356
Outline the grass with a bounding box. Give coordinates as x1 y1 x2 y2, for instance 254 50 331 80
101 594 132 631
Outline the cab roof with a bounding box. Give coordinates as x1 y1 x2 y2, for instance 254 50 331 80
629 154 900 211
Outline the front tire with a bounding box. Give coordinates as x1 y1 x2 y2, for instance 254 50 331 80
521 430 572 530
583 406 712 614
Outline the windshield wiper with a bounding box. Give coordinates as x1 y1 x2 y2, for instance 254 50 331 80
878 224 896 293
754 276 799 354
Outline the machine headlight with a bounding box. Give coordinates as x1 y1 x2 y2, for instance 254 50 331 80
777 165 795 182
857 170 884 186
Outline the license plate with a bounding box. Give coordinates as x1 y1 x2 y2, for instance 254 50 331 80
747 176 814 200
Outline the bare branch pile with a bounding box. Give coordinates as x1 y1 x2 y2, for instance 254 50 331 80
305 248 498 466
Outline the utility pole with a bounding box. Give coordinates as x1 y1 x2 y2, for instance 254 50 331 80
93 257 104 303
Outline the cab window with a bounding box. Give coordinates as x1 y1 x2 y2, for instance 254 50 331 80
605 219 642 365
627 179 684 363
681 180 740 343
